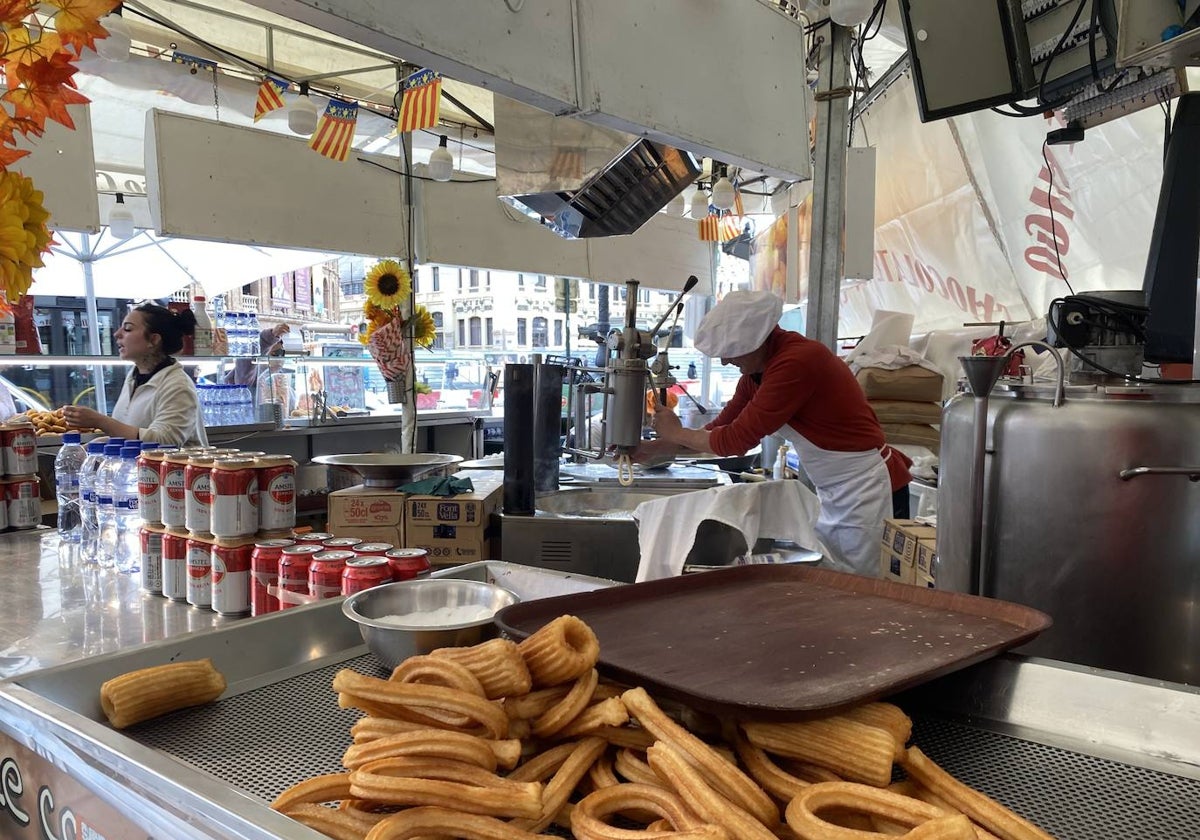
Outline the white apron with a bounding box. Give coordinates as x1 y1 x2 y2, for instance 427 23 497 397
777 426 892 577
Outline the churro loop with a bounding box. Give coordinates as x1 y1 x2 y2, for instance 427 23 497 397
350 757 544 819
333 669 508 739
269 772 353 811
282 803 385 840
505 685 572 720
389 654 487 697
588 753 622 791
733 732 811 803
842 702 913 752
647 741 779 840
741 717 900 788
507 741 579 783
364 805 544 840
572 782 729 840
431 638 534 699
560 695 631 738
534 668 599 738
900 747 1057 840
624 687 778 828
342 729 505 772
590 724 658 751
614 748 666 788
518 614 601 687
512 736 608 833
784 781 949 839
617 453 635 487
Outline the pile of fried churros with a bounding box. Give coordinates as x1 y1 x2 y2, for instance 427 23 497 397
271 614 1057 840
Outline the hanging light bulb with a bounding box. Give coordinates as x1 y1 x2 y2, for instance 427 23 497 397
95 7 131 62
663 190 687 216
828 0 873 27
428 135 454 182
288 82 319 137
108 193 135 240
710 165 736 211
689 184 710 220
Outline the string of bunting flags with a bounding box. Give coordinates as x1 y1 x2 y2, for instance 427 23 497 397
699 187 745 242
248 66 443 162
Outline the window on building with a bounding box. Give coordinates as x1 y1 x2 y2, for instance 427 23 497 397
458 271 463 292
554 319 563 346
431 266 440 292
518 273 525 288
457 319 466 347
517 318 527 346
484 272 491 290
469 270 479 290
536 274 547 289
641 288 650 303
532 316 549 348
432 312 445 350
486 317 494 346
469 316 482 346
589 283 596 300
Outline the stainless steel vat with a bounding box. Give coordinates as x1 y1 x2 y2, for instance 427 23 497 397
938 382 1200 686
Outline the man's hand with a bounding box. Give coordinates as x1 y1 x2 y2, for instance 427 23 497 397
650 406 684 444
630 437 680 466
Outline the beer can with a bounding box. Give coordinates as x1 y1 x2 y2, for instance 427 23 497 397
137 450 166 525
140 527 163 595
354 542 394 557
256 454 297 533
160 452 190 530
6 475 40 530
1 420 37 476
295 531 333 544
251 538 294 616
278 544 323 609
322 536 362 550
161 531 189 601
309 550 354 599
210 457 259 538
341 556 393 596
385 547 431 581
186 534 215 609
184 455 215 535
212 540 253 616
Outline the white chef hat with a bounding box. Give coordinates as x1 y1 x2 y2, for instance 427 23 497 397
693 290 784 358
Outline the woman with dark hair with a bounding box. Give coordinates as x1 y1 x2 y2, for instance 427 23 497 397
62 303 208 446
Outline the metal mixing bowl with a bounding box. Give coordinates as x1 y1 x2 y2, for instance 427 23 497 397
341 579 520 669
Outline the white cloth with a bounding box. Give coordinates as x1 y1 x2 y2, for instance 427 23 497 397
693 290 783 358
846 345 942 375
777 425 891 577
844 310 914 365
112 361 208 447
633 481 825 582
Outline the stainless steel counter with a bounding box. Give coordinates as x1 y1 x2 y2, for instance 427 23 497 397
0 530 238 680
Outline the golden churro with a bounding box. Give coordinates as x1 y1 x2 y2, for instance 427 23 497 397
364 805 544 840
99 659 226 730
741 717 899 787
533 668 599 738
269 772 354 811
432 638 534 699
518 614 601 687
647 740 779 840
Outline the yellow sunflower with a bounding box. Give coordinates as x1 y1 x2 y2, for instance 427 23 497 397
410 305 436 348
364 259 411 309
0 171 48 303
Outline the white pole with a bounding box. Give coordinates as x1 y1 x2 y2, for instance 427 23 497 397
82 236 108 415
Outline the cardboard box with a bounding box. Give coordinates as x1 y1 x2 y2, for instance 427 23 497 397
882 518 937 566
880 545 915 584
405 471 503 527
406 523 496 565
327 485 406 545
915 540 937 579
917 572 936 589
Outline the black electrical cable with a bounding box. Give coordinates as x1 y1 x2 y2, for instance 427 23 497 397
1041 140 1076 295
1087 0 1127 94
1035 0 1091 109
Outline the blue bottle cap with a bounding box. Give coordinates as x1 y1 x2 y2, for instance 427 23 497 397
62 432 81 443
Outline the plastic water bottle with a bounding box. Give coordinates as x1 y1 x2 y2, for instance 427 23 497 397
114 446 142 574
95 441 129 568
79 441 106 561
54 432 87 542
248 311 261 353
238 386 254 424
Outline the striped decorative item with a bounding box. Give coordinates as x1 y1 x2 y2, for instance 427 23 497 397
308 99 359 162
253 76 289 122
698 214 721 241
396 68 443 133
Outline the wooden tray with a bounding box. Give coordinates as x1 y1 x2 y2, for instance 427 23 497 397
495 565 1051 719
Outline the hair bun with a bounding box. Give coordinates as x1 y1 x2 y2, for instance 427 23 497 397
174 307 198 335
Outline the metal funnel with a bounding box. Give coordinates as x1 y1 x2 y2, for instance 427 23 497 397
959 355 1008 398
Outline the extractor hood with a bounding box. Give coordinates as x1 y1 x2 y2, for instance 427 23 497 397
495 96 701 239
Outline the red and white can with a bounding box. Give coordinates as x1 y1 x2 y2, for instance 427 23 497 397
255 454 296 533
295 532 333 545
137 450 166 525
355 542 394 557
342 556 393 595
322 536 362 550
184 455 215 535
309 550 354 599
0 486 8 531
161 531 189 601
1 421 37 476
210 457 259 538
278 544 323 609
385 548 431 581
212 540 252 616
186 535 215 609
6 475 40 530
251 538 294 616
140 527 163 594
160 452 190 529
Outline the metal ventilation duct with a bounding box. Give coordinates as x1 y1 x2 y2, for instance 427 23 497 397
494 96 700 239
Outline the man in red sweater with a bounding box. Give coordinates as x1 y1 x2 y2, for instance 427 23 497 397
647 290 910 577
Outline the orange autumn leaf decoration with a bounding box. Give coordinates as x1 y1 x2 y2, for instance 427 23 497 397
5 53 89 130
43 0 119 55
3 26 62 81
0 1 34 29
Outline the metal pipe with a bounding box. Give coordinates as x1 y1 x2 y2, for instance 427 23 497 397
1006 341 1066 407
502 363 535 516
533 362 564 493
969 394 989 596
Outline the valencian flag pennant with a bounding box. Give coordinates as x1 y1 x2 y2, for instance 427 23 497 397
309 99 359 162
397 68 443 133
698 214 721 242
253 76 289 122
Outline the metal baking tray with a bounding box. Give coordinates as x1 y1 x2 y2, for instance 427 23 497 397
496 564 1051 719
